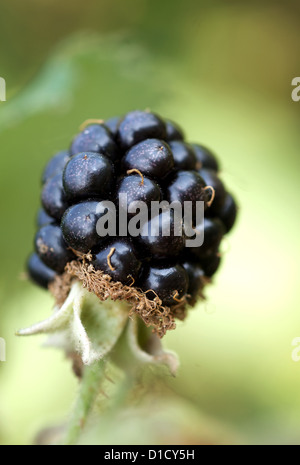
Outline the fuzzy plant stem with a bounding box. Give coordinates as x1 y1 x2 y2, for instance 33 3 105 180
64 360 106 445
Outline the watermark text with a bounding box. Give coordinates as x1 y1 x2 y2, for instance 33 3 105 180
291 77 300 102
0 77 6 102
292 337 300 362
0 337 6 362
95 196 205 247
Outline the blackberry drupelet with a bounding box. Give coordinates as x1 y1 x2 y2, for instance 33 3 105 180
37 208 56 228
61 201 108 253
115 173 161 219
28 110 238 319
35 224 75 273
168 141 197 171
105 116 121 139
198 168 226 215
165 120 184 142
166 170 207 221
122 139 174 180
218 192 238 233
117 110 166 150
192 143 220 172
181 260 205 304
200 253 222 278
70 123 119 162
27 253 57 289
190 218 225 259
137 209 185 260
139 264 189 307
92 239 141 285
41 172 69 221
63 152 114 201
42 150 71 185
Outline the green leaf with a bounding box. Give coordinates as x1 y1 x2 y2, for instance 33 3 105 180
17 282 129 366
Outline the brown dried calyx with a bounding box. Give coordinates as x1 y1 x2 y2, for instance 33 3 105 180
49 258 189 338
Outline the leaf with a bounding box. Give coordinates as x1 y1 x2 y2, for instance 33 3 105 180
127 317 179 377
17 282 129 366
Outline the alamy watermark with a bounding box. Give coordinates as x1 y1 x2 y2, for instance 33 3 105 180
0 77 6 102
0 337 6 362
291 337 300 362
94 196 205 247
291 77 300 102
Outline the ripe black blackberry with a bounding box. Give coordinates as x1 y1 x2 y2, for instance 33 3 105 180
27 110 238 333
27 253 57 289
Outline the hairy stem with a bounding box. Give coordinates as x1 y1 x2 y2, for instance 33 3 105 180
64 360 106 445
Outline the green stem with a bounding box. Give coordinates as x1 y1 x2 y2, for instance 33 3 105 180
64 360 106 445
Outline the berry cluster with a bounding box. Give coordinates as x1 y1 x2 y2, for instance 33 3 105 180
27 110 237 309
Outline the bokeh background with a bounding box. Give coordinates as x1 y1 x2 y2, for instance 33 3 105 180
0 0 300 445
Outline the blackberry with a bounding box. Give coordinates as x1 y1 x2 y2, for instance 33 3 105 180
35 224 75 273
42 150 71 185
41 173 69 221
61 201 108 253
139 264 189 307
28 110 238 323
137 209 185 259
63 152 114 201
70 123 119 162
192 144 220 172
200 253 222 278
117 110 166 150
166 170 207 220
218 192 238 233
198 168 226 215
105 116 121 139
190 218 225 259
92 239 141 285
122 139 174 180
27 253 57 289
37 208 56 227
165 120 184 141
169 141 197 171
115 173 161 219
181 260 205 304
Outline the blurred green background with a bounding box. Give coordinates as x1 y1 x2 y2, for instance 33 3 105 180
0 0 300 445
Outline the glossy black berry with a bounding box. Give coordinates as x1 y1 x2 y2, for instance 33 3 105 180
181 260 205 303
70 124 119 162
41 173 69 221
139 264 189 307
105 116 121 139
27 253 57 289
137 209 185 259
116 173 161 219
166 170 207 220
122 139 174 180
63 152 114 201
218 192 238 233
35 224 75 273
117 110 167 150
61 201 108 253
169 141 197 170
198 168 226 215
192 144 220 172
28 109 238 313
165 120 184 141
37 208 56 227
190 218 225 259
42 150 70 185
200 253 222 278
92 239 142 285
